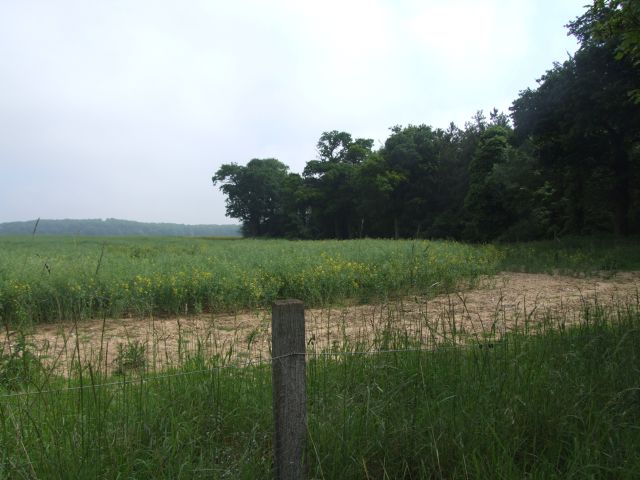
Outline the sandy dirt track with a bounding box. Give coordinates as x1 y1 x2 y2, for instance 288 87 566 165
4 272 639 375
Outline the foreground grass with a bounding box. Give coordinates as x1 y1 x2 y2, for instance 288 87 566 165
0 236 499 324
1 302 639 479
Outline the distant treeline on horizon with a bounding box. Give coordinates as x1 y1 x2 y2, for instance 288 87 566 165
0 218 242 237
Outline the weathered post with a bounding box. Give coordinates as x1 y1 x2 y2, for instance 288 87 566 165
272 299 306 480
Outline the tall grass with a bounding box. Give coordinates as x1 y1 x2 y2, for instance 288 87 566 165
1 299 639 478
3 234 640 325
1 234 639 477
498 235 640 274
0 236 501 324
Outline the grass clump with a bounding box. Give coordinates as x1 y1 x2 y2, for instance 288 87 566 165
113 340 147 375
0 334 43 391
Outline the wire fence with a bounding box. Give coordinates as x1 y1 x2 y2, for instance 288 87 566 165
1 306 624 402
0 341 505 400
1 299 638 479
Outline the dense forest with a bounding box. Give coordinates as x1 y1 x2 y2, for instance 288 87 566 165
0 219 241 237
213 0 640 241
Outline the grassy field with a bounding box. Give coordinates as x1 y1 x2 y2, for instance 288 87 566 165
3 234 640 325
1 301 639 478
1 235 639 478
0 236 501 324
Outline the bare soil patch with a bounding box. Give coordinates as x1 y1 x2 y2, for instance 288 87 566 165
5 272 640 375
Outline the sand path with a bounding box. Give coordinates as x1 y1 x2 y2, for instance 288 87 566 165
4 272 639 375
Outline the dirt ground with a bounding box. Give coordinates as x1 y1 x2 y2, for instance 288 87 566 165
4 272 639 376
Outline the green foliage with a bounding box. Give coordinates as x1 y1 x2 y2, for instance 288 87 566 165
213 158 298 237
302 131 376 239
463 126 513 241
0 334 43 391
511 38 640 236
498 235 640 273
113 341 147 375
2 302 640 478
569 0 640 102
0 236 501 324
308 309 640 478
211 2 640 242
381 124 441 238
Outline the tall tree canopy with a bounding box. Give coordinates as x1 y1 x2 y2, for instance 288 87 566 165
512 2 640 235
214 1 640 240
569 0 640 101
303 131 375 239
212 159 301 237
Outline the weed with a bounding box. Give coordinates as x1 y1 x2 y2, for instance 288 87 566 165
0 334 42 391
113 340 146 375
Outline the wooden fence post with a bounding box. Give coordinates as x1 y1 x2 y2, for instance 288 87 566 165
272 299 306 480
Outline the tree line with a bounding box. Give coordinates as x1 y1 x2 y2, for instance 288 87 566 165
213 1 640 241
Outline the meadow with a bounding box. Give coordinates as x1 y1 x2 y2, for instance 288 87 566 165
0 236 501 325
1 235 639 478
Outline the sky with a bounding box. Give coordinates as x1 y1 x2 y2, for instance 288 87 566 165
0 0 588 225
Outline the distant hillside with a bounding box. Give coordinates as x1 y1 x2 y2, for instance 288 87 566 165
0 219 242 237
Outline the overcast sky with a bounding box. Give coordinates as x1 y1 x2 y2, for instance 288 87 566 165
0 0 587 225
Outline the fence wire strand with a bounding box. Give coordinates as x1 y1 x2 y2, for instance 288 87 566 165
0 343 489 399
0 328 616 399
